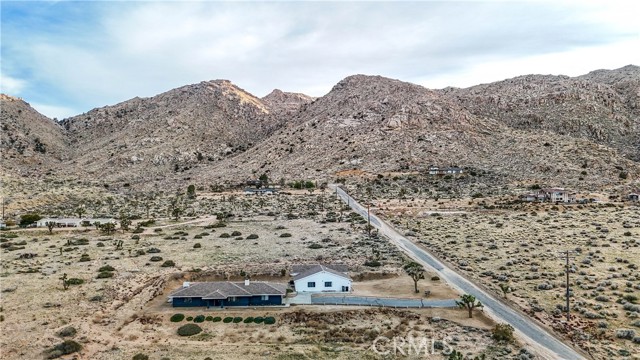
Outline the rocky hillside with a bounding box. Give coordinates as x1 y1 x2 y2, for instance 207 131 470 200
262 89 314 115
442 65 640 161
0 94 68 171
202 74 639 192
60 80 297 184
2 66 638 193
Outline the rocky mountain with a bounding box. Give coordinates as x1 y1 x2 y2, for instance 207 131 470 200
261 89 314 115
442 65 640 161
60 80 292 184
203 73 639 191
0 94 68 171
1 65 638 193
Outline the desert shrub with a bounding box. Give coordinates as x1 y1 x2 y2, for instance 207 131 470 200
46 340 82 358
147 247 161 253
279 233 292 238
364 260 381 267
264 316 276 325
193 315 205 323
212 316 222 322
616 329 635 339
205 316 213 321
79 254 91 262
96 242 104 247
177 323 202 336
232 317 243 323
223 317 233 323
150 256 163 262
253 316 264 324
624 295 638 304
131 235 140 240
56 326 77 338
247 234 259 239
231 231 242 236
161 260 175 267
220 233 230 238
98 265 115 272
96 271 114 279
492 323 515 342
170 314 185 322
308 243 323 249
431 276 440 281
193 243 201 248
66 278 84 285
186 316 193 321
243 317 254 323
132 354 149 360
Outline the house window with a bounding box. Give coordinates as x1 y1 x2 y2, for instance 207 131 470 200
261 295 269 301
324 281 332 287
184 297 191 303
308 282 316 288
229 296 236 302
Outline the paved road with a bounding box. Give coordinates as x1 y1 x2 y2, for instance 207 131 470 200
311 295 456 308
331 185 585 360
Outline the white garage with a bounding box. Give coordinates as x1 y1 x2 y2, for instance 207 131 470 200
292 264 351 293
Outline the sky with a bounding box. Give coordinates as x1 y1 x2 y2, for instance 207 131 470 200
1 1 638 120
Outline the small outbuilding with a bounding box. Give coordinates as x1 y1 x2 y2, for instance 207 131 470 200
292 264 352 293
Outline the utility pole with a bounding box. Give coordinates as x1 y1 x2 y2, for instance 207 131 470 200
367 202 371 240
559 250 575 325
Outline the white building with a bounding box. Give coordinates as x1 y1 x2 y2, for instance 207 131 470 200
36 218 116 228
292 264 351 293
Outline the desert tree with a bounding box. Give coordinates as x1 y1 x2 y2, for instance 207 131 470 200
60 273 69 290
101 222 116 235
76 206 85 219
499 283 512 299
187 184 196 199
119 212 131 232
403 261 425 293
456 294 483 318
46 221 55 234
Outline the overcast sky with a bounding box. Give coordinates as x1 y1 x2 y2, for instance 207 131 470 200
1 1 638 119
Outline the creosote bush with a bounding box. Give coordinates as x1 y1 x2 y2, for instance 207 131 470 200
177 323 202 336
132 354 149 360
491 323 515 342
46 340 82 359
161 260 175 267
223 317 233 323
232 316 243 323
193 315 205 323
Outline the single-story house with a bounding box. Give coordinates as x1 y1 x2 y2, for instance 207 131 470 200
0 221 6 229
36 218 116 228
168 280 287 307
629 193 639 201
292 264 352 293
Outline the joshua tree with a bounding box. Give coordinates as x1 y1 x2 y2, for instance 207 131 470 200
60 273 69 290
101 222 116 235
403 261 425 293
456 294 483 318
46 221 55 234
499 283 512 299
187 184 196 199
119 212 131 232
76 206 85 219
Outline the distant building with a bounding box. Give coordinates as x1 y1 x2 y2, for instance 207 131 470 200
428 166 463 175
0 221 6 229
521 188 576 203
168 280 287 307
36 218 116 228
244 188 278 195
292 264 352 293
629 193 639 202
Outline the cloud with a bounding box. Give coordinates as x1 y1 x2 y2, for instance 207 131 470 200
30 102 78 120
0 73 26 95
1 1 638 118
